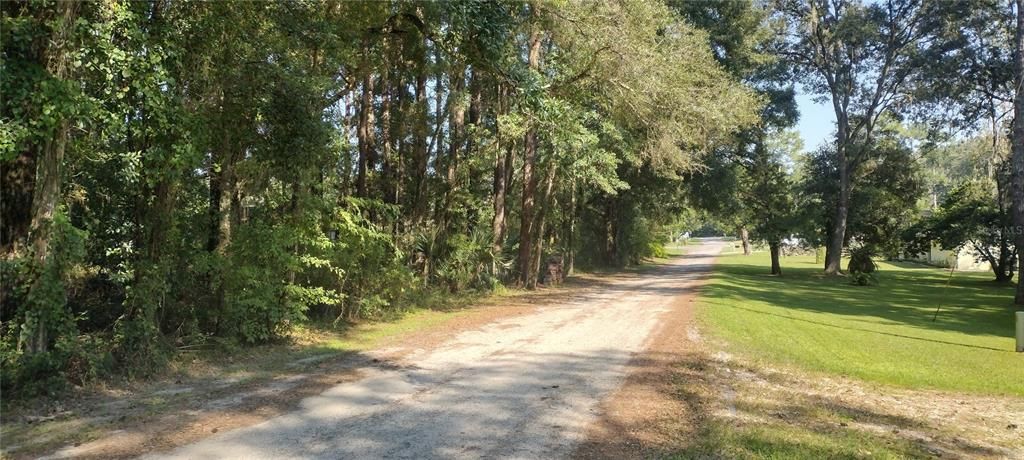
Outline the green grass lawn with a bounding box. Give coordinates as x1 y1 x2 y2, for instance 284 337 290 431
698 252 1024 396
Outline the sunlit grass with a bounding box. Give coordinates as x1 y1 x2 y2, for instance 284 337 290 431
664 244 687 257
698 252 1024 395
304 308 477 354
677 419 932 460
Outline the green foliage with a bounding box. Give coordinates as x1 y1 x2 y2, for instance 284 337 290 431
436 227 504 293
322 202 415 322
1 213 97 396
0 0 761 396
221 222 307 343
911 0 1013 132
846 246 877 286
797 127 924 255
906 178 1017 282
924 181 1007 249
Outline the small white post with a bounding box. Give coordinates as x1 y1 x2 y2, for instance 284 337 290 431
1017 312 1024 353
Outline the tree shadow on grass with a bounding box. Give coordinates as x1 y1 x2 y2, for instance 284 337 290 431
723 304 1012 352
573 349 1009 460
705 259 1017 339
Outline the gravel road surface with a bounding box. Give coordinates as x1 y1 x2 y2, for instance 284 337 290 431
151 239 726 460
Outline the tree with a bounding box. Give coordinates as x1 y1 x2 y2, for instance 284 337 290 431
798 124 924 258
508 0 758 285
916 0 1023 301
775 0 942 274
1012 0 1024 305
674 0 770 255
676 0 802 272
0 0 760 394
1 0 83 355
744 130 799 275
912 180 1017 282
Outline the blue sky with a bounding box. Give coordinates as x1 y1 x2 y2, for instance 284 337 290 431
793 91 836 153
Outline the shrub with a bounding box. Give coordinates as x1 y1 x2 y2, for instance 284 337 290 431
847 246 878 286
0 213 99 397
435 227 503 293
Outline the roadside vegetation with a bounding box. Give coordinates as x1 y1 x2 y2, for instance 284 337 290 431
2 0 749 398
0 282 579 458
3 0 1024 456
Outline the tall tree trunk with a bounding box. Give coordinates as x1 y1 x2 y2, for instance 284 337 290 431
128 173 178 328
492 146 514 245
517 22 543 287
286 180 302 286
529 162 558 288
491 84 511 255
28 128 69 268
430 54 445 224
339 94 355 196
128 20 178 326
518 132 538 286
22 122 72 355
208 144 240 336
824 138 850 274
393 73 407 232
28 1 79 267
604 197 617 265
502 135 516 238
14 0 81 352
206 88 246 336
567 179 576 276
769 241 782 275
381 49 394 206
739 227 752 256
466 68 483 202
441 64 465 231
1012 0 1024 306
207 116 237 255
468 69 482 133
356 42 375 198
2 2 79 263
412 42 429 224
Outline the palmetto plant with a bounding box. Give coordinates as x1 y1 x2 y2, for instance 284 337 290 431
847 245 878 286
436 226 510 292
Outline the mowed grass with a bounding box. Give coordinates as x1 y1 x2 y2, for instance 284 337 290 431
679 420 936 460
698 252 1024 396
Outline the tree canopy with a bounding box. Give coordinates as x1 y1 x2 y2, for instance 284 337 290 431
3 0 1024 398
0 0 758 395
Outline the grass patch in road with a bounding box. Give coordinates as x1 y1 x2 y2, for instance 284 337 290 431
697 252 1024 396
664 243 688 257
295 307 479 355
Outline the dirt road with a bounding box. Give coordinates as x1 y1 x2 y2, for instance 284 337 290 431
150 240 726 460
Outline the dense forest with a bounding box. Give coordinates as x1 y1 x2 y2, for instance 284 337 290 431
1 0 761 393
3 0 1024 398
